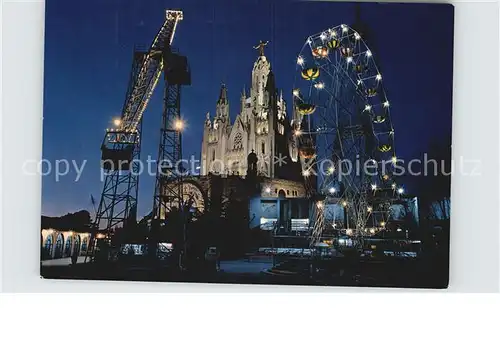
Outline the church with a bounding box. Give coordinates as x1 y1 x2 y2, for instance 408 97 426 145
200 41 300 180
180 41 311 232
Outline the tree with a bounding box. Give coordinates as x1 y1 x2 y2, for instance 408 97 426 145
416 133 452 222
412 133 451 287
41 210 92 232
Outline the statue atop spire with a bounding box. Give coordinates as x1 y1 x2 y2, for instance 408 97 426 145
253 40 269 57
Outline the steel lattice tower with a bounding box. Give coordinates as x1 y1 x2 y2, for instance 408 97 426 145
94 51 148 233
152 47 191 222
87 10 185 261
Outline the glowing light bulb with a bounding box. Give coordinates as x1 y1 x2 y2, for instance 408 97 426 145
314 82 325 89
376 74 382 81
366 50 372 57
342 201 347 207
369 228 375 234
317 202 324 209
392 156 397 164
354 32 361 40
357 80 362 85
397 187 404 194
302 170 310 177
328 187 336 194
383 100 390 107
391 183 397 189
380 221 386 227
346 57 353 63
293 88 300 97
346 229 353 235
330 30 337 37
174 119 185 131
364 105 372 111
371 184 377 190
113 118 122 127
342 26 348 33
320 32 327 40
297 56 304 65
328 166 335 174
265 187 271 194
367 206 373 212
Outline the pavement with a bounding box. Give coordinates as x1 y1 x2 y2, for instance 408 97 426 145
219 258 273 274
39 254 445 288
41 256 89 266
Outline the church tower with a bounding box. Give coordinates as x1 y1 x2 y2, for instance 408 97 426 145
200 40 300 181
215 83 229 125
250 41 273 177
201 112 211 174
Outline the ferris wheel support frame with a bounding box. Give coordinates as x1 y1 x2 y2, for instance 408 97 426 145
292 22 401 248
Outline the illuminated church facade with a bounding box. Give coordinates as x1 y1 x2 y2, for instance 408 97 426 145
193 42 309 231
200 41 298 180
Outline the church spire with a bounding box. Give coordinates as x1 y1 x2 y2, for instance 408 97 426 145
216 82 229 124
217 82 228 105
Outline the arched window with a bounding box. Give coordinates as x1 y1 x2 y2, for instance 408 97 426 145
233 133 243 150
212 149 216 161
82 237 88 252
54 233 64 259
74 235 81 256
64 236 72 257
261 142 265 154
232 161 239 173
44 235 53 259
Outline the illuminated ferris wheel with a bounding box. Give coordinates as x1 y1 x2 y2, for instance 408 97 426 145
290 24 404 246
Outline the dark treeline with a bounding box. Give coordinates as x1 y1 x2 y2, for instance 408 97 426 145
41 210 92 232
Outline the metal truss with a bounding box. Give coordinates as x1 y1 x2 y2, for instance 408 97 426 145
88 10 185 259
153 82 183 220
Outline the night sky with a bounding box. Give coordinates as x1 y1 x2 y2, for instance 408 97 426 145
42 0 454 218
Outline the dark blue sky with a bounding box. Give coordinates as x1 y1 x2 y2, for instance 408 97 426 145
42 0 454 217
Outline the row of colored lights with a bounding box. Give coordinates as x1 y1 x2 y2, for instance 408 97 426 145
107 117 185 132
331 224 392 232
298 25 384 105
315 183 404 203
